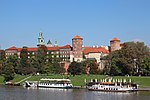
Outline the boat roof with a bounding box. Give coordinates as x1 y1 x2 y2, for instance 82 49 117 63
40 78 71 81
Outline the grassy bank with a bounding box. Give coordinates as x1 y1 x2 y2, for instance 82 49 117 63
0 74 150 87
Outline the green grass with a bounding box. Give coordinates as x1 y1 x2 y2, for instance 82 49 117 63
0 76 4 84
69 75 106 86
12 75 29 83
0 74 150 87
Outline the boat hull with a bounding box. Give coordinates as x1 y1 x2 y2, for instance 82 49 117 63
88 88 135 92
37 85 72 89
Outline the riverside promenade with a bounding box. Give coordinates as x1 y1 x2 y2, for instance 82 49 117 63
14 76 31 85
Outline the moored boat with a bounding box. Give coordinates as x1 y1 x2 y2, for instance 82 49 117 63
24 78 73 89
38 78 73 89
87 79 138 92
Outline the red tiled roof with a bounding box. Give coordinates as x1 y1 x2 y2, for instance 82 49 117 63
73 35 82 39
27 47 38 51
6 46 18 50
47 47 59 51
6 45 71 52
17 48 23 51
59 45 72 49
83 47 109 55
110 37 120 42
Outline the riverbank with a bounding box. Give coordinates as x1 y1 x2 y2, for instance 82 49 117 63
0 74 150 88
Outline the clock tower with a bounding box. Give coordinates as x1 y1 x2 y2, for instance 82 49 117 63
37 32 45 46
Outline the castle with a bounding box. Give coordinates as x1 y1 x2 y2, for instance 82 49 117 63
3 32 122 70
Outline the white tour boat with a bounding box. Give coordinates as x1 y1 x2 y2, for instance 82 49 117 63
24 78 73 89
87 79 138 92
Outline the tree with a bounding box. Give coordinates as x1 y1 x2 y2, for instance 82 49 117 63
19 47 30 75
103 42 150 76
3 62 15 82
141 57 150 75
36 45 47 73
68 61 81 76
87 61 99 74
20 47 28 68
122 42 150 75
41 63 52 75
109 58 121 76
6 54 19 74
52 62 65 74
0 50 5 61
80 60 89 74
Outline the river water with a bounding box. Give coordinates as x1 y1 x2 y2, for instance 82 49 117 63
0 86 150 100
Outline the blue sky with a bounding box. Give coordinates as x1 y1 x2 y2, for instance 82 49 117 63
0 0 150 49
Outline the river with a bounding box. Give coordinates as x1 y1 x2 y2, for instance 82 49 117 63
0 86 150 100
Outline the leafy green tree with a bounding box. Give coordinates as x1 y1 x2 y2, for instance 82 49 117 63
41 63 52 75
20 47 28 68
80 60 89 74
0 60 3 74
0 50 5 61
87 61 99 74
103 42 150 76
0 50 5 74
18 47 30 75
122 42 150 75
3 62 15 82
109 59 121 76
47 52 53 63
36 45 47 73
141 57 150 75
68 61 81 76
6 54 19 74
52 62 65 74
28 57 38 74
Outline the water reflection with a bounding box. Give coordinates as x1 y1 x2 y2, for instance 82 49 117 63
0 86 150 100
86 91 136 100
25 87 72 92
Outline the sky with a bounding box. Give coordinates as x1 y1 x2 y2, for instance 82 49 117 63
0 0 150 49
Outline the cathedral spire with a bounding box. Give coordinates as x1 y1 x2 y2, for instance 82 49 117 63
47 40 52 47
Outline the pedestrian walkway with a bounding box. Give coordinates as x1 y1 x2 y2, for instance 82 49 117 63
15 76 31 85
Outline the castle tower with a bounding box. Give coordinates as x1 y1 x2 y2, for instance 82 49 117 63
110 37 121 52
72 35 83 62
47 40 52 47
37 32 45 46
54 40 58 47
